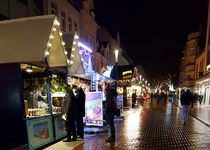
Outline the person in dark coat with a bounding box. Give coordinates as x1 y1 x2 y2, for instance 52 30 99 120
76 87 86 139
105 82 118 142
63 85 77 142
180 88 193 125
132 92 137 108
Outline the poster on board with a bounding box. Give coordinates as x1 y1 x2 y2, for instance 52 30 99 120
85 92 103 126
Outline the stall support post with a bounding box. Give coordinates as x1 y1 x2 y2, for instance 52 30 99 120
46 69 56 139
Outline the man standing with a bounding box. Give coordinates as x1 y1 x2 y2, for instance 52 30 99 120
105 82 118 142
76 86 86 139
63 85 77 142
180 88 193 125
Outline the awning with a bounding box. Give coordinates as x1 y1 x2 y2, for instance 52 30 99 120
0 15 69 67
63 33 85 75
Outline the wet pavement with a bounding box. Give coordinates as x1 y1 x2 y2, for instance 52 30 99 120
174 99 210 127
45 100 210 150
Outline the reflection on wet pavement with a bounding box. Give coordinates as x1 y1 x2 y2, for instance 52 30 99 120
73 100 210 150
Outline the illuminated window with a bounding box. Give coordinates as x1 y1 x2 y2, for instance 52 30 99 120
51 2 57 15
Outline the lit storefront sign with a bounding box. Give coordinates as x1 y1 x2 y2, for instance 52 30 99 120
122 70 133 79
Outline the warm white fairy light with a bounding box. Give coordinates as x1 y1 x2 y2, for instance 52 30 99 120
54 20 60 26
48 43 52 47
52 27 56 31
67 59 70 64
59 32 63 36
71 54 74 58
73 41 77 45
45 51 49 56
74 34 79 39
72 47 75 51
50 35 54 39
70 61 74 64
62 41 65 46
64 51 68 55
79 51 82 55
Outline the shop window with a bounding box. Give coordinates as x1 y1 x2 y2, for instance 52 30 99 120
61 11 66 32
50 73 67 114
51 2 57 15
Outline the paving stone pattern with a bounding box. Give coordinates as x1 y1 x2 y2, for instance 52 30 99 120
48 100 210 150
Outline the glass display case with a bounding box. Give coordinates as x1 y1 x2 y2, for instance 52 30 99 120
50 74 66 115
21 64 50 118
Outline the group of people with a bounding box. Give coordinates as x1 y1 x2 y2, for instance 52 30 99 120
63 82 119 143
62 84 85 142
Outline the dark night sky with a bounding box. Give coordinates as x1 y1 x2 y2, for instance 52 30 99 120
93 0 208 80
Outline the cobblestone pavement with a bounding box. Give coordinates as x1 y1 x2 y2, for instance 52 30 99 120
46 100 210 150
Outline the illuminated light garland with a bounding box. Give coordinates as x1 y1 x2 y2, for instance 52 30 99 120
54 20 60 26
62 41 65 46
48 43 52 47
59 32 63 36
70 61 74 64
64 51 68 55
50 35 54 39
52 27 56 31
45 51 49 56
74 34 79 39
71 54 74 57
72 48 75 51
73 41 77 45
67 59 70 64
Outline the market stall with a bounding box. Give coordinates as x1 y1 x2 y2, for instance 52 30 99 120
0 15 73 150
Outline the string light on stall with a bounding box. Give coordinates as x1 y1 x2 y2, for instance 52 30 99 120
74 34 79 40
54 20 60 26
50 35 54 39
44 51 50 56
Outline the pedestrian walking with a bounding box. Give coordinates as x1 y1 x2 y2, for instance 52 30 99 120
105 82 118 142
180 88 193 125
132 92 137 108
75 86 86 139
62 85 77 142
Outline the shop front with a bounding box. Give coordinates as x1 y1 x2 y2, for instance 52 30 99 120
0 15 73 150
194 74 210 106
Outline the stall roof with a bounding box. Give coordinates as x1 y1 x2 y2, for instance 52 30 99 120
63 33 85 75
0 15 68 67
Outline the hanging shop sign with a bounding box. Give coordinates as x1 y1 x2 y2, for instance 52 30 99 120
110 65 135 80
